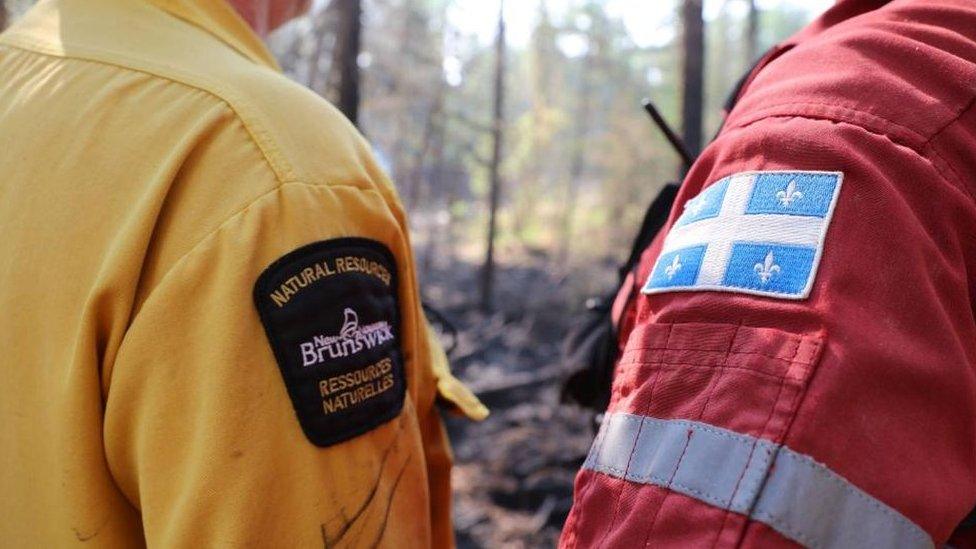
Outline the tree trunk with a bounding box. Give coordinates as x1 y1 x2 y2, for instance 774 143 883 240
680 0 705 161
559 36 596 268
406 85 444 212
306 4 335 93
420 111 448 276
326 0 363 126
389 4 418 189
745 0 760 63
480 0 506 313
0 0 8 32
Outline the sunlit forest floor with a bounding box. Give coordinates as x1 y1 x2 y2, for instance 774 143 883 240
420 249 612 547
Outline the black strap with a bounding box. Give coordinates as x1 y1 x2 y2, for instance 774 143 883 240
619 183 681 283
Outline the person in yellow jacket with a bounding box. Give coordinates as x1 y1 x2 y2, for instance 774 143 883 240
0 0 487 546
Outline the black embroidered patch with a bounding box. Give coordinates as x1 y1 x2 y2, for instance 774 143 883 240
254 238 405 447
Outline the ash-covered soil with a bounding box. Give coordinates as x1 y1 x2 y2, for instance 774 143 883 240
420 256 614 548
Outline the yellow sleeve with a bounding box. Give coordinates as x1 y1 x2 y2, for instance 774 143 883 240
102 182 457 547
427 325 489 422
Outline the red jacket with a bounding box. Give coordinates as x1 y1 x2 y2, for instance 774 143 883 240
561 0 976 547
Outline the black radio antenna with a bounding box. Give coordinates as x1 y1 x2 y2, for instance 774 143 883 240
642 98 697 169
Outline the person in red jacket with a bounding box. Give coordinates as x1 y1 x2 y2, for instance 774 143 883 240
561 0 976 547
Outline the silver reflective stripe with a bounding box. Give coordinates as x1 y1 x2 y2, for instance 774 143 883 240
584 413 933 549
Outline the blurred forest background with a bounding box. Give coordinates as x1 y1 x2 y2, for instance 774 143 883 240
2 0 830 546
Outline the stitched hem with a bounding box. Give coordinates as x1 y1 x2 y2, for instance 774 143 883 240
0 37 296 183
721 107 976 203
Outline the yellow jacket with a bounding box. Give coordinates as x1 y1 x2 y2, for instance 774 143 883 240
0 0 486 546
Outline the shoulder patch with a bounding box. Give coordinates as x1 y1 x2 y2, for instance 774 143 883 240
642 170 843 300
254 238 405 447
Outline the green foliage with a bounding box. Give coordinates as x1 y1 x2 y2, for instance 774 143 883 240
267 0 821 270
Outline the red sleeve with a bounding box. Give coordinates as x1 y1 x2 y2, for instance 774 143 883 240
561 113 976 548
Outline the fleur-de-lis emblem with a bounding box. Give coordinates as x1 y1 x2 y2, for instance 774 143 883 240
684 195 708 216
754 251 781 284
664 255 682 279
776 179 803 207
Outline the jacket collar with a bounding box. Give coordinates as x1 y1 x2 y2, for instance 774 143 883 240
148 0 281 71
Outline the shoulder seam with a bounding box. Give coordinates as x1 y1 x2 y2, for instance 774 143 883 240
723 110 976 203
142 180 383 307
105 179 384 392
923 92 976 148
920 92 976 200
726 100 929 144
0 38 296 184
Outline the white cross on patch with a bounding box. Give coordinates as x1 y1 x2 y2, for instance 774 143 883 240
643 170 844 300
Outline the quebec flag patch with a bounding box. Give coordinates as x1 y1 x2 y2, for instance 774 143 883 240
643 171 843 300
